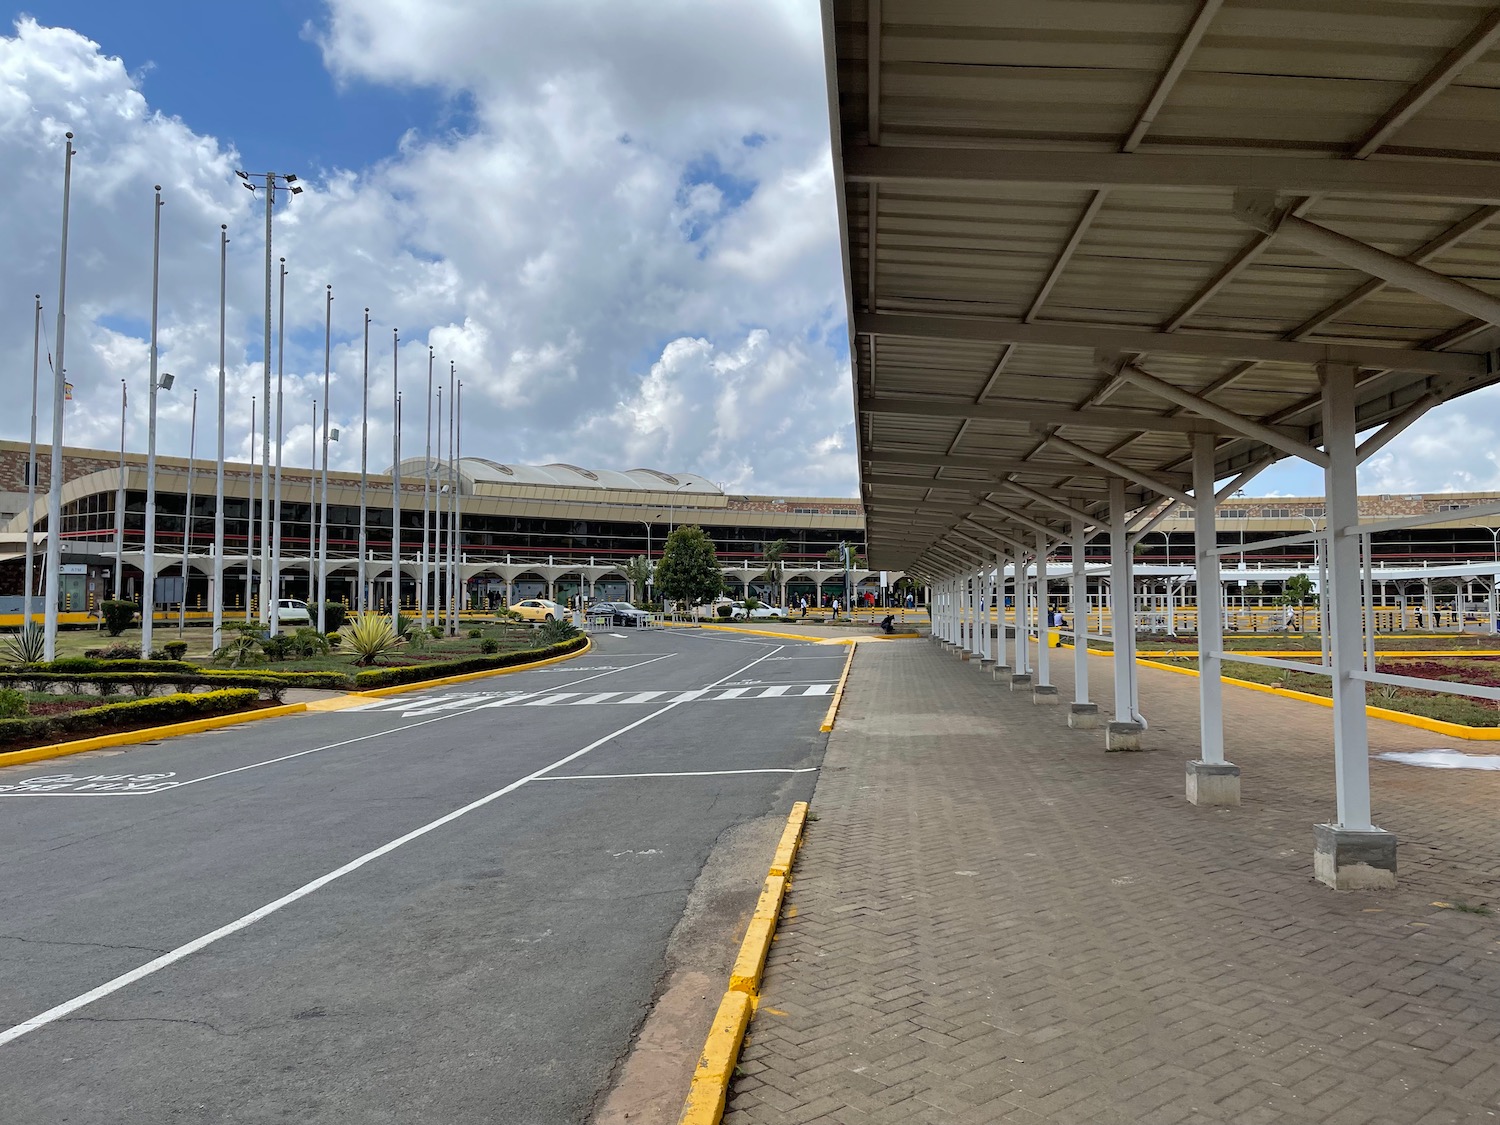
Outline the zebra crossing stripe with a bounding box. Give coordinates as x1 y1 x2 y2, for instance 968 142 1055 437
616 691 667 704
759 686 791 697
345 684 836 715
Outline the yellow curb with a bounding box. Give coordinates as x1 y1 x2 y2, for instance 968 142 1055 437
354 637 592 697
678 991 754 1125
820 644 857 732
0 702 308 769
768 803 808 876
678 799 809 1125
302 695 372 713
1132 656 1500 741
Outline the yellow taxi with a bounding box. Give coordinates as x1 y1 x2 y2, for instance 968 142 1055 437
510 598 567 623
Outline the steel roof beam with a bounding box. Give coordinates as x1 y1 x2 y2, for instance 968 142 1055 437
864 449 1118 478
1115 363 1330 466
1235 196 1500 328
861 392 1242 436
1045 435 1196 507
842 145 1500 206
855 312 1482 376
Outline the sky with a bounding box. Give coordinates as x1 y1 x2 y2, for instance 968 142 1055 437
1 3 1496 503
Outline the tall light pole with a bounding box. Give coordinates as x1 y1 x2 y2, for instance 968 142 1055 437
270 257 287 630
317 283 333 632
244 395 255 621
447 360 457 633
114 378 126 603
433 383 443 625
140 185 166 659
318 409 340 626
391 329 401 628
42 132 75 662
420 345 433 627
178 389 198 637
234 168 302 625
453 377 463 620
358 308 370 612
213 225 228 651
24 294 41 629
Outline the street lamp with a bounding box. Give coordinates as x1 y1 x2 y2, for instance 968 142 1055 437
178 389 198 637
234 168 303 625
316 283 333 633
42 131 75 663
270 257 288 633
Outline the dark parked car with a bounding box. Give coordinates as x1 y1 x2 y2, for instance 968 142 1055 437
592 601 651 627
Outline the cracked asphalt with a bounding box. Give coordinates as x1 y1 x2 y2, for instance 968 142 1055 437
0 628 834 1123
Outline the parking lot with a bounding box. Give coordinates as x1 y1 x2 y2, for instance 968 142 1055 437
0 629 840 1123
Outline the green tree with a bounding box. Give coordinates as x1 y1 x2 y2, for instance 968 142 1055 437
624 555 654 603
1278 573 1316 630
656 525 724 606
760 538 789 596
824 541 867 569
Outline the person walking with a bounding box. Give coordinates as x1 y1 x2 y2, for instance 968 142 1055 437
800 595 809 618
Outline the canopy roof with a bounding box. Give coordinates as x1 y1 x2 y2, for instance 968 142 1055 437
825 0 1500 572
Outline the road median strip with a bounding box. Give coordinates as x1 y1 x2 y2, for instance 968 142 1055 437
679 800 808 1125
0 637 595 770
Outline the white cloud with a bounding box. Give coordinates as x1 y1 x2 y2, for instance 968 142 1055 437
0 5 853 497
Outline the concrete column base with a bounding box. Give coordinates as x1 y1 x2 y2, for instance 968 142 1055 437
959 649 972 661
1032 684 1060 706
1185 760 1241 806
991 664 1011 681
1010 673 1032 691
979 658 995 669
1067 702 1101 729
1313 824 1397 890
1105 721 1144 752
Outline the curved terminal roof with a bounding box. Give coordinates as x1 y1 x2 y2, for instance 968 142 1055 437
393 457 722 495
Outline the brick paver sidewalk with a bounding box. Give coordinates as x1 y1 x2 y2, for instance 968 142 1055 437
724 641 1500 1124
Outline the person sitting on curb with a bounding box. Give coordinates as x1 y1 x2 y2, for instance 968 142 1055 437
879 614 895 634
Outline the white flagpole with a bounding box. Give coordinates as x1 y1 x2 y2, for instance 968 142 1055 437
141 185 164 659
114 378 126 603
421 346 433 628
178 389 197 636
391 330 401 629
244 396 255 621
317 284 332 632
42 133 75 662
271 257 287 632
24 294 41 630
447 359 457 634
358 308 370 612
213 225 228 651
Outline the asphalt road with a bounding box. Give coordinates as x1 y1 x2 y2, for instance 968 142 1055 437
0 628 838 1124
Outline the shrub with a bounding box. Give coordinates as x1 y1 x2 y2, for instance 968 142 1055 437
101 600 137 637
289 628 330 659
716 604 735 619
341 613 407 666
480 638 499 654
352 635 587 690
97 642 143 661
213 629 263 668
0 689 259 752
260 633 296 663
128 679 157 698
539 617 580 646
428 625 444 639
163 641 189 661
308 602 348 633
406 629 428 652
468 627 483 639
0 688 27 719
46 657 196 674
4 624 46 665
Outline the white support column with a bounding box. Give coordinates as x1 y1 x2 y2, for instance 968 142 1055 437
1033 530 1058 705
1314 362 1395 889
993 547 1011 677
1068 517 1099 728
1107 478 1143 750
1187 434 1239 804
977 564 992 665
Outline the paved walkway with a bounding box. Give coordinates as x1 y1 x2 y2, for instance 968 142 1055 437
724 640 1500 1124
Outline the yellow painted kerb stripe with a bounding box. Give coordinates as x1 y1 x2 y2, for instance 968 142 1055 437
0 702 308 769
820 643 857 732
678 800 810 1125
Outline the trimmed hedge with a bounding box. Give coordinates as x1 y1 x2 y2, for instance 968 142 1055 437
352 635 587 690
0 670 355 701
43 657 200 675
0 689 260 751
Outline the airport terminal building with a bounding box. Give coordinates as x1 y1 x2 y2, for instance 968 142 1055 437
0 441 875 612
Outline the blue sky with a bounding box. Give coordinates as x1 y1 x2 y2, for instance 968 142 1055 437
12 1 473 172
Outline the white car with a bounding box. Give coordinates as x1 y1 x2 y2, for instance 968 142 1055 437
731 602 783 620
276 598 312 626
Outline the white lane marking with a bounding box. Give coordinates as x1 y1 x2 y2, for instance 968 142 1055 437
537 767 820 781
717 688 751 699
801 683 833 696
573 692 623 705
0 643 788 1046
665 689 711 703
617 691 667 705
0 653 680 798
760 685 791 697
523 693 581 706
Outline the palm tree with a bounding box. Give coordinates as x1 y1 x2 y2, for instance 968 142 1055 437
761 539 789 604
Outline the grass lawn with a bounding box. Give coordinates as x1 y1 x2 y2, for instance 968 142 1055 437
1153 654 1500 727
